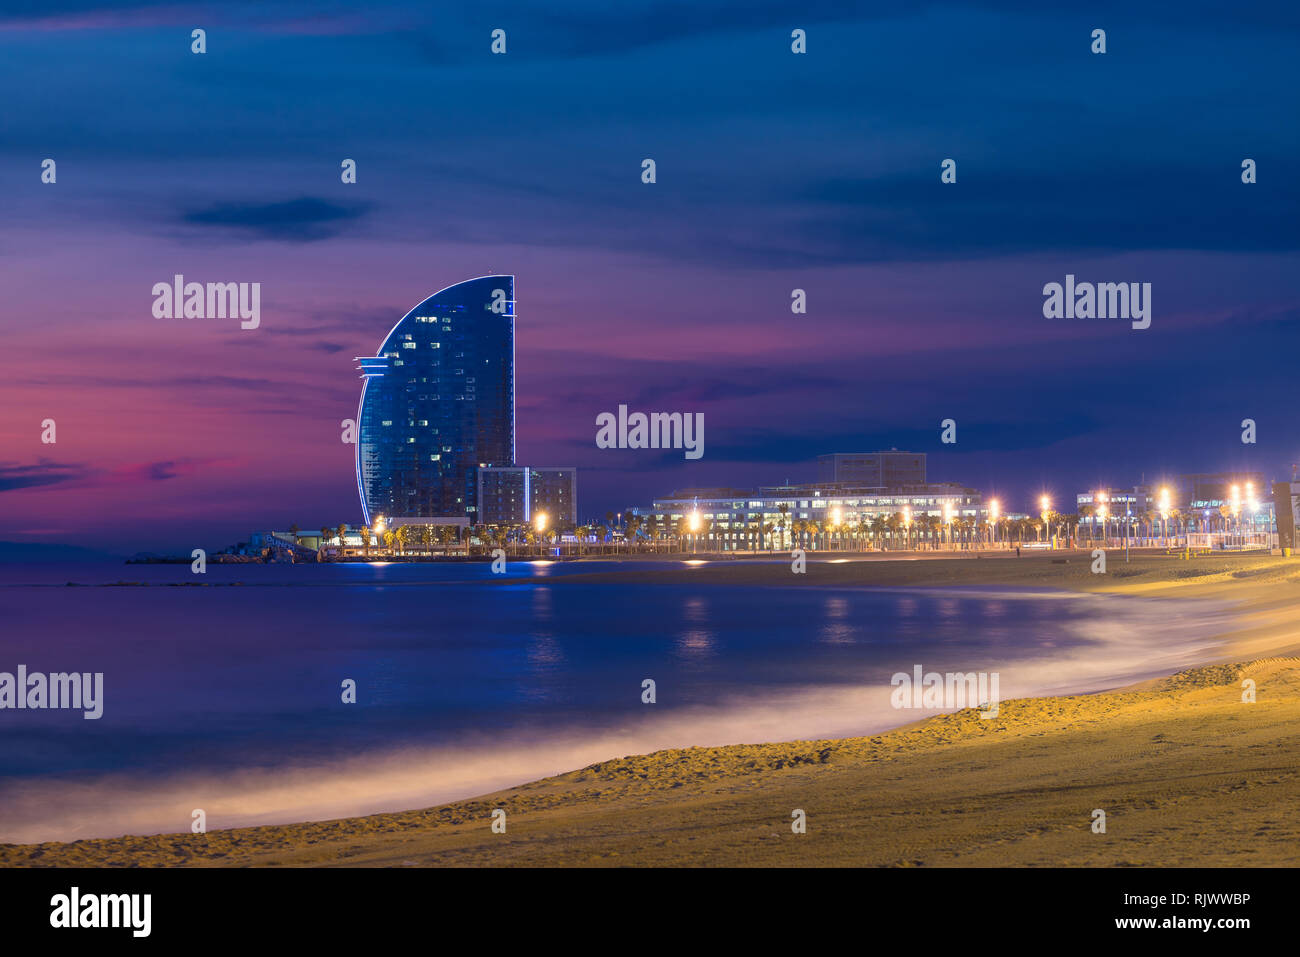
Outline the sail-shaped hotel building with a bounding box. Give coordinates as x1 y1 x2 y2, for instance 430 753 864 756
355 275 516 526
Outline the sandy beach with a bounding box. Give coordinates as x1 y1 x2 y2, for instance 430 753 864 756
5 552 1300 867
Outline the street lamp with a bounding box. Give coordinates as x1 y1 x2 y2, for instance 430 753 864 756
689 509 701 554
942 502 954 550
1040 495 1051 547
535 511 548 552
1158 487 1170 547
902 505 912 551
831 506 841 551
1246 482 1258 545
1230 485 1241 546
989 499 1000 547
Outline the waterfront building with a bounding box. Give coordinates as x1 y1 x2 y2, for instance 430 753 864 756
1078 472 1274 532
633 480 985 550
477 466 578 527
816 450 926 486
355 276 515 525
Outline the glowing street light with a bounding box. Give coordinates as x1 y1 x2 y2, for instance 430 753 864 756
902 505 912 551
989 499 1000 546
1229 484 1243 545
688 509 701 554
1246 482 1260 544
1158 486 1171 546
942 502 954 549
1040 495 1051 546
1230 486 1241 542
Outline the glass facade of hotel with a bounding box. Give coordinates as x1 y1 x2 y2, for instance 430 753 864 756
356 276 515 525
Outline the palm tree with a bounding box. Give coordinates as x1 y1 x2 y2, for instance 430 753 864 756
927 514 942 549
360 526 372 556
776 503 790 550
803 519 819 551
1078 504 1094 545
1061 511 1078 546
336 523 348 549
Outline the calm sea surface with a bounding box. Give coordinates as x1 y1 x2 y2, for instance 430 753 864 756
0 560 1233 841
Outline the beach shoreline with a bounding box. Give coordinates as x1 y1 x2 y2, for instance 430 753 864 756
5 552 1299 867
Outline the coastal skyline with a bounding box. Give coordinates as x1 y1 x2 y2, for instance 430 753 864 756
5 2 1300 920
2 2 1297 554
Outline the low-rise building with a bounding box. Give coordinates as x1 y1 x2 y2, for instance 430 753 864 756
632 481 986 550
477 466 578 527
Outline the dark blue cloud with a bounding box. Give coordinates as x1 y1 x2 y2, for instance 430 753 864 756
0 461 92 492
180 197 371 242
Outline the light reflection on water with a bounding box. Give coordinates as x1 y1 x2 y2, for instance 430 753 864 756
0 563 1236 843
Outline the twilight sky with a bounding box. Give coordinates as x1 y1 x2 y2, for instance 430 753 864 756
1 1 1297 552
